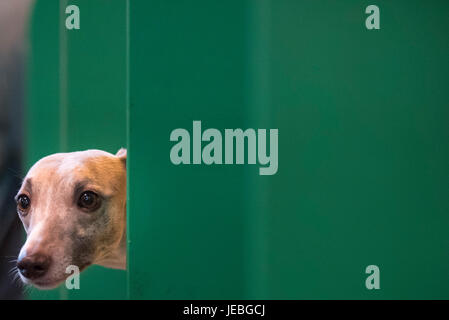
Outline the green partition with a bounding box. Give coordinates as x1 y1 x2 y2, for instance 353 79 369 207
26 0 127 299
26 0 449 300
129 0 449 299
128 0 249 299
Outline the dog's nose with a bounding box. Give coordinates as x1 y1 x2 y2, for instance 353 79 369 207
17 254 51 279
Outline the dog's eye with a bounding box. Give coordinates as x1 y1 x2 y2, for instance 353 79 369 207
17 194 31 216
78 191 101 211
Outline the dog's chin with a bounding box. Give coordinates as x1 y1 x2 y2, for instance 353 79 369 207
32 279 65 290
21 263 92 290
20 274 67 290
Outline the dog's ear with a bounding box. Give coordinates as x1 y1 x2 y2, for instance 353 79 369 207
116 148 127 167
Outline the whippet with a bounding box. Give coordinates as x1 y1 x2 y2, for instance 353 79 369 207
14 149 127 289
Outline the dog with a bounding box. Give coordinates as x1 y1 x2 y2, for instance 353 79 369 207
14 149 127 289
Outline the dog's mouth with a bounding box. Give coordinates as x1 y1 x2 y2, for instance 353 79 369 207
19 263 91 290
32 278 66 290
19 274 67 290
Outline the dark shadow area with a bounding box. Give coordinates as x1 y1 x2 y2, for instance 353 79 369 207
0 0 34 300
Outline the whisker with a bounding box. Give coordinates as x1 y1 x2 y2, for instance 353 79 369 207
8 266 18 276
6 167 24 181
12 271 23 288
0 255 19 259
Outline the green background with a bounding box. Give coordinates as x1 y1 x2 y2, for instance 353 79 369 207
26 0 449 299
26 0 127 299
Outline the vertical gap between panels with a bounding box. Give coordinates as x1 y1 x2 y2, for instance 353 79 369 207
59 0 68 154
245 0 271 299
58 0 69 300
125 0 131 300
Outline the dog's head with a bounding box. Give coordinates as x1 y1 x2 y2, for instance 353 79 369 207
15 149 127 289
